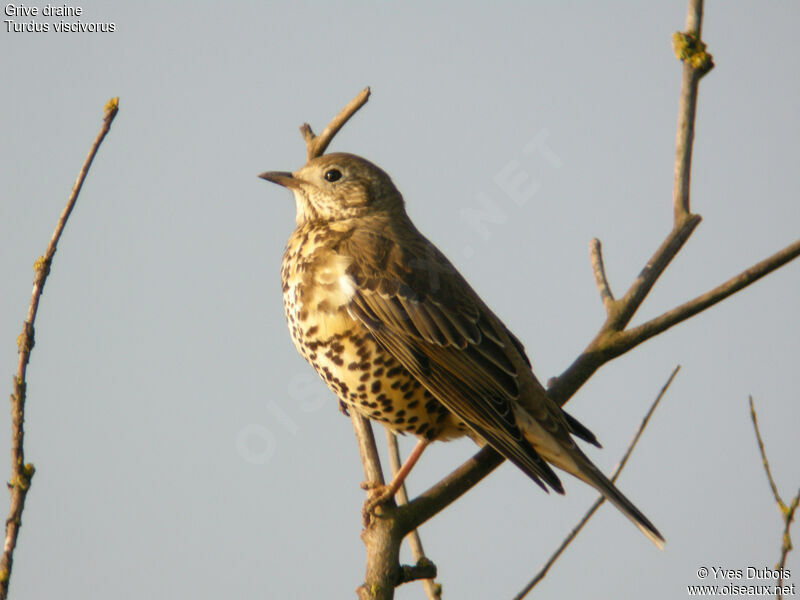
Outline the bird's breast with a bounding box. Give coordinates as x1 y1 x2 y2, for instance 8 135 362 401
282 231 357 351
279 225 470 441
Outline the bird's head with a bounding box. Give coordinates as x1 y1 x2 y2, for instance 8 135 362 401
260 153 405 226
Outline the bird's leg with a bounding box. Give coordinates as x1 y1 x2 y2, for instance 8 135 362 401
362 438 430 517
384 437 430 497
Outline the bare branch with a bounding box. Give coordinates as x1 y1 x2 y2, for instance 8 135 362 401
750 397 784 508
621 238 800 351
543 0 717 407
616 215 703 330
351 412 385 490
1 97 119 598
548 219 702 406
672 0 713 222
350 413 404 600
589 238 615 314
386 432 441 599
396 558 437 586
778 493 799 597
301 87 371 162
748 397 799 598
684 0 704 37
399 446 504 535
552 235 800 406
514 365 680 600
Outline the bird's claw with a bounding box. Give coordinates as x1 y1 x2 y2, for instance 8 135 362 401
360 482 394 525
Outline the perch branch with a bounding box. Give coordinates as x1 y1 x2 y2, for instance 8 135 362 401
399 446 504 535
351 412 403 600
351 413 385 489
386 431 440 599
0 98 119 599
301 87 371 162
395 559 438 586
514 365 679 600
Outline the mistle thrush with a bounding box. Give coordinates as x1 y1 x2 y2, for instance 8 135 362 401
260 152 664 548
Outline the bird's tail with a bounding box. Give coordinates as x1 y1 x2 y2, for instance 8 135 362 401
512 403 664 548
576 459 665 550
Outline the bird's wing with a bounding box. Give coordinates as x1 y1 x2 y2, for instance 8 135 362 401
340 225 565 492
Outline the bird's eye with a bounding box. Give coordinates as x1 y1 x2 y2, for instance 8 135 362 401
324 168 342 182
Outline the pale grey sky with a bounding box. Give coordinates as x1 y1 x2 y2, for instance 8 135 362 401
2 2 799 599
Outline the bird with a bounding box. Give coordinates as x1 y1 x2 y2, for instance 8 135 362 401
260 152 664 549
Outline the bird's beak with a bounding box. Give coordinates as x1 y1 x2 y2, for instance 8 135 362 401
258 171 302 190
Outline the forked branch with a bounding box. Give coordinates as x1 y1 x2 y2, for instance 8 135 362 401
301 87 371 162
749 397 799 598
549 234 800 406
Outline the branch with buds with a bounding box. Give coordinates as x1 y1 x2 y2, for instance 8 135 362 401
2 98 119 599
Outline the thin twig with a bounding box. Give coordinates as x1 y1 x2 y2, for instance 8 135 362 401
386 431 441 600
513 365 680 600
748 396 783 507
610 215 703 334
589 238 615 314
748 397 799 598
351 412 385 490
620 239 800 352
672 0 712 222
777 492 799 596
301 87 371 162
550 236 800 406
0 97 119 598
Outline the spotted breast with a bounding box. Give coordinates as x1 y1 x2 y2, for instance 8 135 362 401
281 220 470 441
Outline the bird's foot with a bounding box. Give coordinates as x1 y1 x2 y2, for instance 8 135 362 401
360 481 395 525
